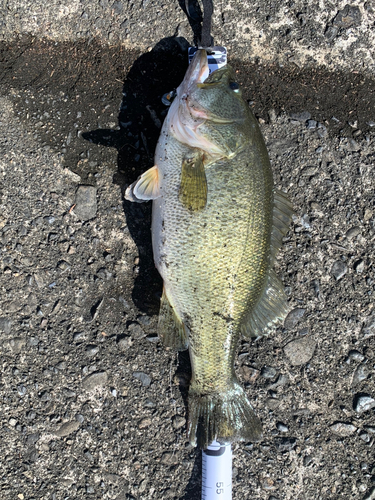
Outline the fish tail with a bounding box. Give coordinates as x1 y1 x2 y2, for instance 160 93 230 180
187 382 263 448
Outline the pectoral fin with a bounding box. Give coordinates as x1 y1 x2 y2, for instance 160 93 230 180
179 153 207 212
158 287 188 351
125 165 161 203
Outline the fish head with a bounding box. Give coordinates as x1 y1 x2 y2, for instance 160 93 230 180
168 49 250 157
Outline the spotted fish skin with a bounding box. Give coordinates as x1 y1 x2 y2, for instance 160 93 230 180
126 50 293 448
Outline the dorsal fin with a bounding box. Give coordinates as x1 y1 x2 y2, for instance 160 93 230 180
270 189 294 260
241 189 293 338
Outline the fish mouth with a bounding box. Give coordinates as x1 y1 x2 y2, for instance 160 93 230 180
181 49 210 91
178 50 234 124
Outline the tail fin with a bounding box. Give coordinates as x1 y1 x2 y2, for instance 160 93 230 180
187 382 263 448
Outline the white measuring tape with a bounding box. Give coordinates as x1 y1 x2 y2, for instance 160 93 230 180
202 441 232 500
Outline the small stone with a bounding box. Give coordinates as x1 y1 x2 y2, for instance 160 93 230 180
354 260 365 273
0 317 12 334
352 364 370 385
331 260 347 280
133 371 151 387
138 417 152 429
55 420 80 437
128 322 145 339
161 451 178 465
306 119 317 129
82 371 108 390
240 365 260 384
85 345 99 356
333 5 361 28
359 433 371 443
74 185 97 221
63 388 76 398
348 350 365 362
266 398 280 410
268 109 277 123
345 226 361 240
9 418 17 427
172 415 186 430
261 366 277 379
26 432 40 445
354 395 375 413
290 111 311 122
325 25 338 41
284 336 316 366
303 455 313 466
268 374 289 390
330 422 357 436
284 308 305 330
9 337 26 353
276 422 289 433
362 315 375 338
275 437 296 452
117 336 132 350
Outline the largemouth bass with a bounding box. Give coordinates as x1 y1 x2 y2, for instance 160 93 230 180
126 49 293 448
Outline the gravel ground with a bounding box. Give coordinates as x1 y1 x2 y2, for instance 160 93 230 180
0 2 375 499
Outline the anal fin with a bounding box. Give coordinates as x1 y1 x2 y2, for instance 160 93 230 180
158 288 188 351
241 268 289 339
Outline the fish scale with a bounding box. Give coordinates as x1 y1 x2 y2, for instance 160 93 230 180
126 49 293 448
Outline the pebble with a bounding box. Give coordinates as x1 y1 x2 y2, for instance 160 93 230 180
128 322 145 339
284 336 316 366
333 5 361 28
331 260 348 280
261 366 277 379
347 350 365 362
55 420 80 437
290 111 311 122
284 308 305 330
133 371 151 387
0 317 12 334
275 437 296 452
359 433 371 443
82 371 108 390
352 364 369 385
268 374 289 390
117 336 132 350
330 422 357 436
74 185 97 221
161 451 178 465
362 315 375 338
240 365 260 384
9 418 17 427
9 337 26 353
276 422 289 433
85 344 99 356
172 415 186 430
306 119 317 129
354 395 375 413
138 417 151 429
354 259 365 273
345 226 361 240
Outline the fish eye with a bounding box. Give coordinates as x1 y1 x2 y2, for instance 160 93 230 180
229 82 240 92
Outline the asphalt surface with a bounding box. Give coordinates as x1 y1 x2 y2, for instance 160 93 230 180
0 2 375 499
